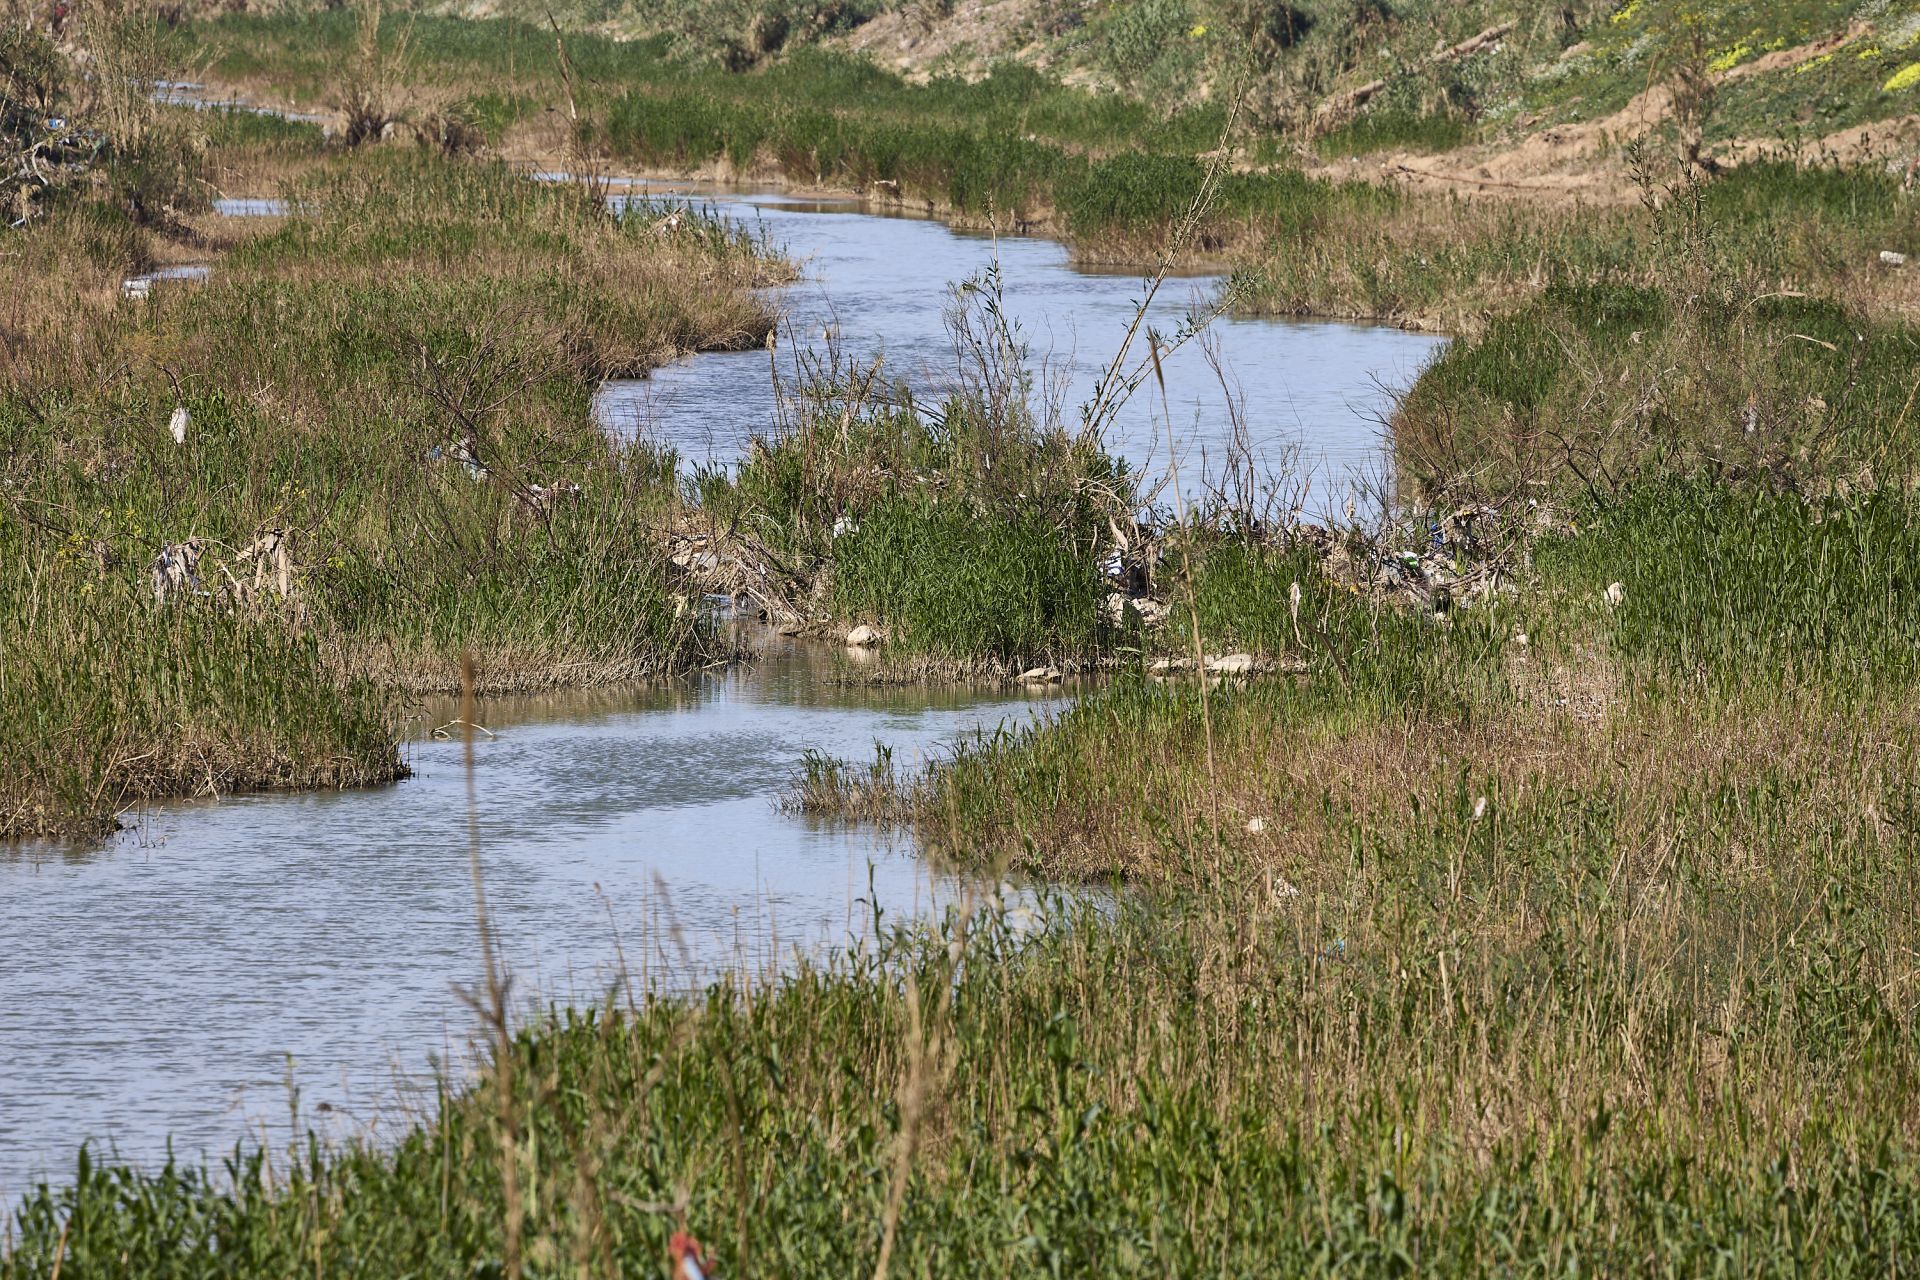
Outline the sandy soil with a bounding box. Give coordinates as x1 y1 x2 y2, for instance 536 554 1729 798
1306 23 1917 206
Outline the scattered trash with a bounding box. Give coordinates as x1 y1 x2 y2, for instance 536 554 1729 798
1881 250 1907 267
1604 581 1626 608
425 434 489 479
519 479 582 517
1018 665 1063 684
668 1231 709 1280
224 529 293 602
845 624 882 648
150 537 206 601
1245 815 1266 834
168 404 188 445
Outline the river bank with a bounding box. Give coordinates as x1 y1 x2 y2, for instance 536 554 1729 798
0 19 1428 1194
8 9 1920 1275
167 10 1920 335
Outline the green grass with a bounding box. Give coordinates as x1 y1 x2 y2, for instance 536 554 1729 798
1395 272 1920 499
0 128 781 836
10 688 1920 1272
830 496 1110 662
1541 478 1920 691
12 12 1920 1271
1314 108 1475 157
0 514 403 841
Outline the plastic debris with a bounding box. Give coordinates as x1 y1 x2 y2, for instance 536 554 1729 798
150 537 206 600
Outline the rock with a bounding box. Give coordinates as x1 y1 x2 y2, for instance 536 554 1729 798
845 624 882 647
1604 581 1626 608
1018 665 1062 684
1882 250 1908 267
670 547 720 573
1206 653 1258 676
1104 592 1170 627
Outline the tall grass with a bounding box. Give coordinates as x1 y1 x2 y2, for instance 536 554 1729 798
0 519 402 841
8 780 1918 1274
830 497 1110 663
1395 278 1920 500
0 132 783 835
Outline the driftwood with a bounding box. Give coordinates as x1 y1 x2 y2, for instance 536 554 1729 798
1315 21 1516 120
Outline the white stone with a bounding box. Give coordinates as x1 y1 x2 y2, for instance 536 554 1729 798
845 624 882 647
1206 653 1257 675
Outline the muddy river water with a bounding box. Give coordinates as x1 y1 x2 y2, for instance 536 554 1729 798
0 186 1443 1195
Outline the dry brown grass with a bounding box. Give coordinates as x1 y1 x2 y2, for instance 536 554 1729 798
919 665 1920 886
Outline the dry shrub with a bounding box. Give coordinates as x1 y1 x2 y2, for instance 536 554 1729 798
332 0 412 147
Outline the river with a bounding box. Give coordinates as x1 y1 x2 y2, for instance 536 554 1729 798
0 185 1443 1196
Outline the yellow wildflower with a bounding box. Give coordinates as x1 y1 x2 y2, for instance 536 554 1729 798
1707 41 1750 72
1886 61 1920 91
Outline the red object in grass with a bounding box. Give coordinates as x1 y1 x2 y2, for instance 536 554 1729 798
669 1231 710 1280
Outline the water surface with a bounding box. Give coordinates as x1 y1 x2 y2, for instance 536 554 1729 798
3 181 1443 1196
0 633 1051 1194
596 184 1442 517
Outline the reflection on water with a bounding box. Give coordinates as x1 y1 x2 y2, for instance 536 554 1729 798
0 631 1058 1194
593 184 1444 518
213 197 289 217
155 81 330 125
